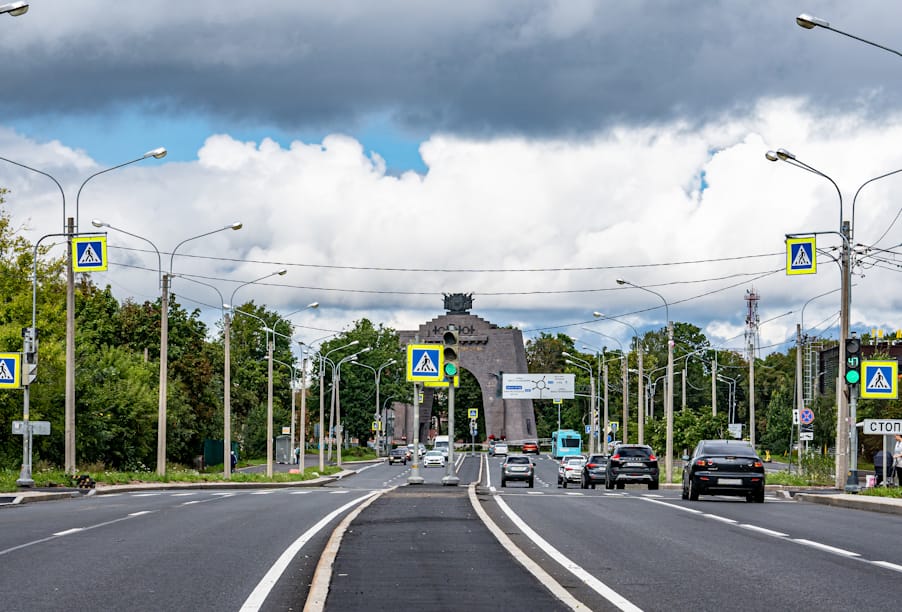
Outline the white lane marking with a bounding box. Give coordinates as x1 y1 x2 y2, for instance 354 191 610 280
703 514 737 524
565 492 583 496
872 561 902 573
641 497 703 514
128 511 153 517
793 539 860 557
468 484 585 611
739 524 788 538
131 493 160 497
353 463 381 475
251 491 275 495
527 491 545 495
53 528 83 536
241 492 378 612
330 490 349 495
290 491 312 495
211 492 235 497
172 493 195 497
492 493 642 611
641 494 664 498
181 500 202 506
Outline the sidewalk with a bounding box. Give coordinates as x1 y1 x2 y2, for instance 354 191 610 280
786 490 902 515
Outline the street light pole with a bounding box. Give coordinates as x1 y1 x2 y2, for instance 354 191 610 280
616 279 672 482
594 312 645 444
563 352 595 454
796 13 902 58
319 341 360 470
351 359 397 457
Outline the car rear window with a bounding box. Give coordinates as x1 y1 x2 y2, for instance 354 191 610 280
587 455 607 463
617 447 652 458
702 443 757 457
507 456 530 464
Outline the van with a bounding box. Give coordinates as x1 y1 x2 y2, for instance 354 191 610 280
433 435 449 458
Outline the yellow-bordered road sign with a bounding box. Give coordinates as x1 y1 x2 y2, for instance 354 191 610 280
406 344 443 382
0 353 22 389
786 236 816 275
860 360 898 399
468 408 478 419
72 235 108 272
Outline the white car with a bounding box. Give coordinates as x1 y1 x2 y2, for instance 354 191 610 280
493 443 509 457
407 443 427 458
423 450 446 467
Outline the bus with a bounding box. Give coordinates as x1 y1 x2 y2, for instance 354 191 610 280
550 429 583 459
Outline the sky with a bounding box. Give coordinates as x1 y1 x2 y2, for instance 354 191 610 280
2 1 902 359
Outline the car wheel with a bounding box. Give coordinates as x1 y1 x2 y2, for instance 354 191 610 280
591 483 596 489
581 476 588 489
648 481 659 490
688 477 699 501
681 482 689 500
562 479 568 488
748 489 765 503
616 482 625 490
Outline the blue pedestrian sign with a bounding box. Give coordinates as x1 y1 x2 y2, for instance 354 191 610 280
0 353 22 389
785 236 816 275
406 343 443 382
72 236 108 272
860 360 898 399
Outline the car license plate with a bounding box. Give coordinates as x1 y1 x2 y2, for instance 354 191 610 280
718 478 742 485
625 462 645 467
511 467 526 472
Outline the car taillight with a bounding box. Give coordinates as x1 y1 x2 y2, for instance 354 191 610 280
648 454 656 461
611 454 621 460
753 460 763 468
587 463 597 468
696 459 707 466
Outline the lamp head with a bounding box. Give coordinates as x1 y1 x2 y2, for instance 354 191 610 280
91 219 108 228
276 268 287 276
348 340 360 347
3 2 28 16
765 150 779 162
615 278 627 286
776 148 795 161
231 222 243 230
561 351 571 358
796 13 828 29
144 147 167 160
307 302 319 309
592 311 604 318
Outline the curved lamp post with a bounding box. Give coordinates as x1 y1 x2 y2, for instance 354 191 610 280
318 340 359 471
796 13 902 58
0 2 28 16
333 347 371 467
593 312 645 444
616 278 673 483
563 352 596 454
350 359 397 457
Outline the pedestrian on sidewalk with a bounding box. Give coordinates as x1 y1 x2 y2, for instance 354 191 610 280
873 448 893 486
893 434 902 486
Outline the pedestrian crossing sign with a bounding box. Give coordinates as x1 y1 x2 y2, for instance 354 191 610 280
786 236 816 275
0 353 22 389
860 360 898 399
406 344 443 382
72 235 108 272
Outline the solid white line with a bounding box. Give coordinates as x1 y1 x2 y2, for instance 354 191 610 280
739 524 788 538
181 500 202 506
702 514 737 524
872 561 902 573
793 539 860 557
493 494 642 611
240 492 378 612
467 484 584 611
128 511 153 516
53 528 83 536
172 493 195 497
131 493 160 497
641 497 703 514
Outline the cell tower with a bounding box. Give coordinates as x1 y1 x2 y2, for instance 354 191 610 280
745 287 761 360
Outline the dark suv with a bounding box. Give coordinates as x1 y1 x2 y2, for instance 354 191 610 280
681 440 765 503
388 448 408 465
500 455 535 488
581 454 609 489
605 444 659 490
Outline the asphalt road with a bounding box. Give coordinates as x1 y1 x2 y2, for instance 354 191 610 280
2 453 901 611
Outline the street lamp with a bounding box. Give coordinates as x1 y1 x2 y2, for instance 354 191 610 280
616 278 673 483
318 340 360 471
796 13 902 58
2 149 165 480
273 303 319 460
563 352 596 454
0 2 28 16
593 312 645 444
581 342 613 454
333 347 371 467
350 359 397 457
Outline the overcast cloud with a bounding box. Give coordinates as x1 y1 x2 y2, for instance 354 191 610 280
2 1 902 355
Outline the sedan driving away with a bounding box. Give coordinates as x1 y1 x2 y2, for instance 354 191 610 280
581 454 608 489
682 439 765 503
558 456 586 488
500 455 535 488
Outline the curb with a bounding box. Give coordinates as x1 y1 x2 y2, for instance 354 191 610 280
794 492 902 515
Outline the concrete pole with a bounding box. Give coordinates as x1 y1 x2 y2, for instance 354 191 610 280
266 336 274 477
665 321 674 484
223 311 231 478
336 363 343 468
621 355 627 445
682 368 687 412
712 351 717 416
795 324 803 473
290 371 296 464
749 342 756 447
603 363 610 453
319 356 325 472
442 382 459 485
65 217 76 474
300 355 307 473
156 273 169 476
637 343 644 445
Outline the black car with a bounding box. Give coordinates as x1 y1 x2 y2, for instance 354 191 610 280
681 440 765 503
605 444 659 490
500 455 535 488
388 448 408 465
581 454 609 489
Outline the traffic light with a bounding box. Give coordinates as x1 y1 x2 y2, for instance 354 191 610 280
442 326 460 379
845 337 861 385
